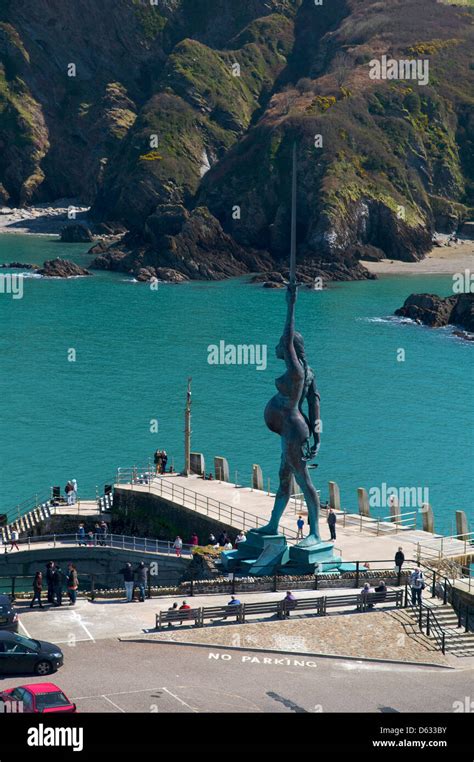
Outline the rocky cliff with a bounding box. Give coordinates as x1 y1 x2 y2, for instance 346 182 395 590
1 0 473 281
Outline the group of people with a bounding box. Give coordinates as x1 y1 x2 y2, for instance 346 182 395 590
296 507 337 541
65 479 78 506
119 562 149 602
172 529 247 556
153 450 168 474
30 562 79 608
77 521 108 546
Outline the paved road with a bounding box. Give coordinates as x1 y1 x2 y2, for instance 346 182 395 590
0 639 471 713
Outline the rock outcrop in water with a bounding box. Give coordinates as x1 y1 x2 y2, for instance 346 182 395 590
60 224 94 243
38 259 91 278
1 1 473 281
395 293 474 332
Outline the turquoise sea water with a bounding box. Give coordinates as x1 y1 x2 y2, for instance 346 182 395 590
0 234 472 536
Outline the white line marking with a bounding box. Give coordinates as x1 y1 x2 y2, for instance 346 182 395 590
73 687 161 700
101 695 126 713
18 620 32 639
70 611 95 642
162 686 198 712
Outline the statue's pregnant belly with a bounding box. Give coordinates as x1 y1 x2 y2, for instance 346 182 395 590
264 394 309 440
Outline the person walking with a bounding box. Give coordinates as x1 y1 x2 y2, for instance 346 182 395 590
296 515 304 540
30 572 44 609
327 508 337 541
409 567 425 606
135 562 148 602
173 536 183 557
9 528 20 552
71 479 78 505
45 561 55 604
66 564 79 606
190 532 199 547
53 565 64 607
77 523 86 547
120 562 135 602
395 547 405 573
161 451 168 474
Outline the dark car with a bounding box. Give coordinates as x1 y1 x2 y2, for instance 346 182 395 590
0 594 19 633
0 632 63 676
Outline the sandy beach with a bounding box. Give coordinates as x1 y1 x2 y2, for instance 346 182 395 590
362 239 474 276
0 201 90 235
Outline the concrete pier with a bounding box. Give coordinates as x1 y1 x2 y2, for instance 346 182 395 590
114 474 473 565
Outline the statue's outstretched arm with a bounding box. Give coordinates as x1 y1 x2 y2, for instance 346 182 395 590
281 283 300 373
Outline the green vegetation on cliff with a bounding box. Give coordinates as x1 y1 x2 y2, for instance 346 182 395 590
0 0 473 276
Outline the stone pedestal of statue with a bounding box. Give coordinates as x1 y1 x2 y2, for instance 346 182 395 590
221 530 290 576
221 530 344 576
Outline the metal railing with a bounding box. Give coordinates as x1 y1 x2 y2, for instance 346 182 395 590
115 466 300 541
404 593 447 654
0 533 195 557
319 504 417 534
416 531 474 561
0 558 415 602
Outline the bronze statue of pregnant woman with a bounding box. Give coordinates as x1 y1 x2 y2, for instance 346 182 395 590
256 281 321 546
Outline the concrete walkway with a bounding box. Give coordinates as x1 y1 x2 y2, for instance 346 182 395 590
15 585 404 644
118 474 466 565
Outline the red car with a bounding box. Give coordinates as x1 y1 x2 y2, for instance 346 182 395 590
0 682 77 713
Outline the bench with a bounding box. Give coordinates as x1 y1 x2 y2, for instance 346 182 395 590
240 600 280 623
156 608 201 630
322 593 361 614
357 589 403 611
278 596 324 619
199 604 244 626
321 589 403 614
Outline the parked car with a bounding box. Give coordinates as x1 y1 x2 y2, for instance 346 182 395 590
0 633 63 676
0 682 76 713
0 594 19 632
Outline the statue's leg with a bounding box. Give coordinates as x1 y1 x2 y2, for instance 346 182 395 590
292 461 321 545
253 451 292 534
